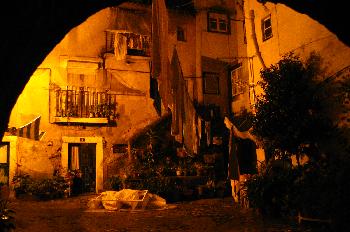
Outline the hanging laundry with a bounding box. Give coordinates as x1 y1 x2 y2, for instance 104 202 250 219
151 0 171 110
227 126 240 180
114 33 127 61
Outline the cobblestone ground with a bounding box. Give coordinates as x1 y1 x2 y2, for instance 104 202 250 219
8 195 307 232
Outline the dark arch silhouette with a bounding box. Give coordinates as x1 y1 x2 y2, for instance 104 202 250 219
0 0 348 137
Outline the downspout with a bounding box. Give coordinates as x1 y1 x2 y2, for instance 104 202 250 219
249 10 266 70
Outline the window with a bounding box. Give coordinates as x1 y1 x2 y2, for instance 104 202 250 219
231 66 245 97
262 15 273 41
177 26 186 41
125 33 150 56
105 31 115 53
203 72 220 95
208 12 230 33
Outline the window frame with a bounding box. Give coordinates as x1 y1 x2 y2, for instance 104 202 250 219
262 15 273 41
176 26 186 42
231 66 244 97
207 12 230 34
203 72 220 95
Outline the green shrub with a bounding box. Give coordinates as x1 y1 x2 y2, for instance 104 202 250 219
244 160 343 221
12 173 68 200
12 173 32 195
244 165 299 217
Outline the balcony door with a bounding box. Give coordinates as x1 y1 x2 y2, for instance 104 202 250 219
68 143 96 194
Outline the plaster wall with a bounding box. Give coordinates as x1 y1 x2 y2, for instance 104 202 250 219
5 6 159 191
12 137 55 179
244 0 350 106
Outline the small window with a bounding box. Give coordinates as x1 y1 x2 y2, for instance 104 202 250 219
262 16 273 41
177 27 186 41
219 19 228 31
208 12 230 33
203 72 220 95
209 18 218 31
231 66 245 96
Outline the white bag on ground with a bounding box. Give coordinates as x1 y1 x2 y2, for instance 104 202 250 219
96 189 166 210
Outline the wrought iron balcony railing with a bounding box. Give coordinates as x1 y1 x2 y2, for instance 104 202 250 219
55 87 117 123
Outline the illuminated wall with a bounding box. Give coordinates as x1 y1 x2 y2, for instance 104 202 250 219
6 5 159 190
4 1 246 191
243 0 350 108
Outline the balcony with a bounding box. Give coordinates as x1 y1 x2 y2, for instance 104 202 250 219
54 87 117 124
105 31 151 58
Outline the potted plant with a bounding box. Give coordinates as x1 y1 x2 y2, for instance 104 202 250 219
194 162 204 176
215 180 227 198
206 179 215 198
176 167 182 176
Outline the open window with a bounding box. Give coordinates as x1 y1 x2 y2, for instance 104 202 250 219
262 15 273 41
231 65 245 97
105 30 150 57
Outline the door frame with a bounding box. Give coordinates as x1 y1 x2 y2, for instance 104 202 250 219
0 142 10 185
1 136 17 197
62 136 103 193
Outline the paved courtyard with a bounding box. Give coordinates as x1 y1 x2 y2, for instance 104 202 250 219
9 195 306 232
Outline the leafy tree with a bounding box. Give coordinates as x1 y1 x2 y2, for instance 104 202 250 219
250 52 350 229
252 52 336 162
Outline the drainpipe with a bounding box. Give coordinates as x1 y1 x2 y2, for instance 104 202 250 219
249 10 266 70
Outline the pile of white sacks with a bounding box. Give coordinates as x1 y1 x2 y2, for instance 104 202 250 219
87 189 167 211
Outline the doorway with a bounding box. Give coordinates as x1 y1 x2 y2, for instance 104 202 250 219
68 143 96 194
0 142 10 186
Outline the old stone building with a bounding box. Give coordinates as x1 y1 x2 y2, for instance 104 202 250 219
1 0 349 196
0 0 243 194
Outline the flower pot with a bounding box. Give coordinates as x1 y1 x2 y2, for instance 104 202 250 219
176 170 182 176
196 169 204 176
197 186 205 196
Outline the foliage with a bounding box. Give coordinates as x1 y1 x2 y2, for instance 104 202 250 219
0 186 15 231
107 175 122 191
253 52 335 160
244 157 350 231
28 176 68 199
0 206 15 232
243 160 297 216
12 173 32 195
0 169 8 186
12 173 68 200
244 161 326 217
64 169 82 182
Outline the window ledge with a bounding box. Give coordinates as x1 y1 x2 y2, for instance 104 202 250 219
53 117 109 124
